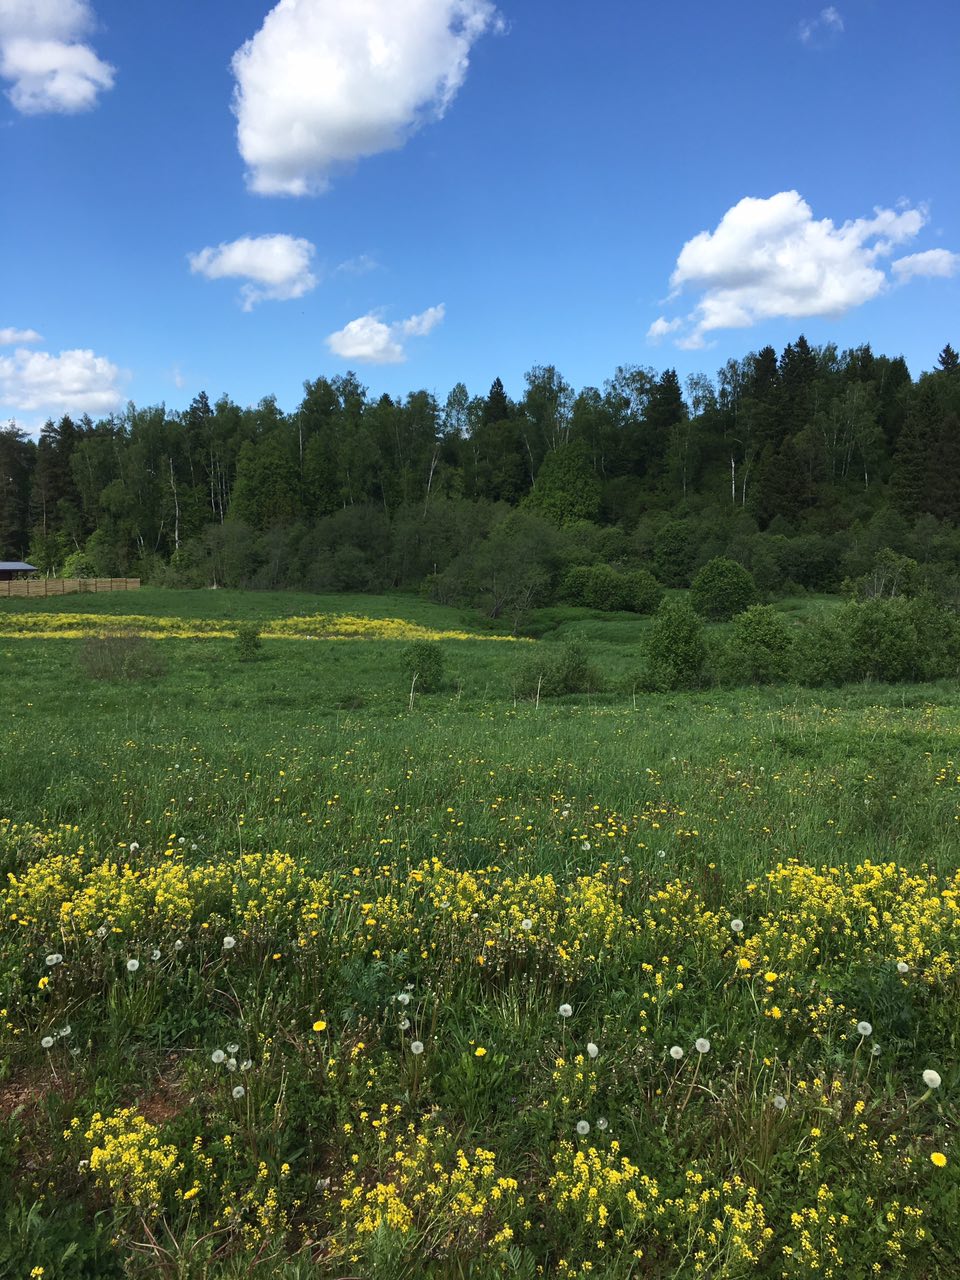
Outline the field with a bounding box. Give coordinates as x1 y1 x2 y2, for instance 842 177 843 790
0 589 957 1278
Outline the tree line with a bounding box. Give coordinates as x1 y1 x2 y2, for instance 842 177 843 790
1 338 958 619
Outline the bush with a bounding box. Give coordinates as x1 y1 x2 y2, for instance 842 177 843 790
78 634 167 682
723 605 796 685
653 520 695 587
641 599 705 691
625 568 664 614
690 557 757 621
515 637 603 699
235 622 262 661
402 640 444 692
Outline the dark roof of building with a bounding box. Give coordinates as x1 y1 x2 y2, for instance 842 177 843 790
0 562 37 571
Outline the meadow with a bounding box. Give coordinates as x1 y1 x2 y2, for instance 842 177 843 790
0 589 956 1278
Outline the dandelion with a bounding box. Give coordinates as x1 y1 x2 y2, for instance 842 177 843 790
59 1025 71 1037
669 1045 684 1060
312 1019 327 1033
730 918 744 933
587 1043 599 1059
211 1049 226 1064
582 841 591 852
240 1059 252 1072
178 836 186 845
126 959 139 973
399 1017 410 1031
232 1085 245 1100
897 961 909 974
923 1069 942 1089
224 1044 239 1055
222 936 236 951
576 1120 590 1136
856 1021 873 1038
410 1041 424 1055
129 842 140 852
596 1117 609 1131
931 1152 947 1168
474 1046 487 1057
773 1094 787 1111
226 1058 237 1072
695 1038 711 1054
150 948 161 961
558 1003 573 1019
397 993 411 1006
45 953 63 967
173 939 184 951
41 1035 54 1049
521 919 533 931
96 926 108 939
871 1044 881 1056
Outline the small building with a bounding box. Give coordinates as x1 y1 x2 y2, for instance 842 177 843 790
0 561 37 582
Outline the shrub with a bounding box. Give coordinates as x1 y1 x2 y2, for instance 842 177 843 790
515 637 603 699
78 634 167 682
642 599 705 691
726 605 795 685
402 640 444 692
235 622 263 661
653 521 695 587
690 557 757 621
625 568 664 614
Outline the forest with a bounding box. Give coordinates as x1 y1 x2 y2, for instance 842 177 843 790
2 336 959 620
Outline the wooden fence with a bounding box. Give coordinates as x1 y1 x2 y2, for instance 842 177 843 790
0 578 141 599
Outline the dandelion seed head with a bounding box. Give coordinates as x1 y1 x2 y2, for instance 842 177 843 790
897 961 909 974
222 936 236 950
226 1044 239 1054
150 948 161 961
45 953 63 966
410 1041 424 1056
521 918 533 930
558 1003 573 1019
730 918 744 933
773 1094 787 1110
695 1038 711 1054
59 1025 71 1037
96 926 108 939
232 1085 245 1099
126 958 139 972
41 1035 54 1049
923 1069 942 1089
669 1045 684 1060
226 1058 237 1072
596 1117 608 1131
211 1049 226 1064
399 1017 411 1031
173 939 184 951
587 1042 599 1059
856 1021 873 1037
397 992 411 1006
576 1120 590 1136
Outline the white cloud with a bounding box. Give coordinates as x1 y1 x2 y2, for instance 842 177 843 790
0 345 123 415
326 304 445 363
651 191 949 348
336 254 380 275
0 327 42 345
231 0 501 196
0 0 114 114
646 316 683 343
188 234 319 310
798 6 844 46
891 248 960 282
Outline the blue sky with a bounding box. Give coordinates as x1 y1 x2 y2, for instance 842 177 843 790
2 0 958 428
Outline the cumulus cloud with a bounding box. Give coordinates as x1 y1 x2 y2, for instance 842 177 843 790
0 0 114 114
188 234 319 310
326 304 445 363
891 248 960 282
798 6 844 46
0 345 123 415
0 327 42 345
650 191 953 349
231 0 501 195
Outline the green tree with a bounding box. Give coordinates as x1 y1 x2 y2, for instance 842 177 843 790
643 599 706 691
690 557 757 621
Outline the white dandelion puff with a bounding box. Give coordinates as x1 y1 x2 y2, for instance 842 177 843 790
240 1059 253 1072
222 936 236 950
211 1049 226 1064
587 1043 599 1059
41 1035 55 1049
521 919 533 931
126 958 139 973
232 1085 245 1099
897 961 909 974
59 1025 72 1037
173 939 184 951
669 1045 684 1060
596 1117 609 1131
773 1094 787 1110
399 1018 411 1031
150 948 161 961
923 1069 942 1089
558 1003 573 1019
695 1038 711 1054
45 953 63 967
856 1021 873 1037
226 1044 239 1055
226 1058 238 1072
410 1041 424 1056
576 1120 590 1136
96 926 108 939
397 992 411 1006
730 919 744 933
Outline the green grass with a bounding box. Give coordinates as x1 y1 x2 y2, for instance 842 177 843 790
0 590 957 1277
